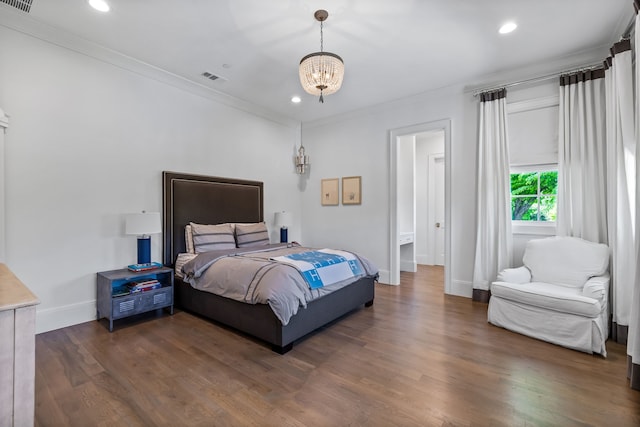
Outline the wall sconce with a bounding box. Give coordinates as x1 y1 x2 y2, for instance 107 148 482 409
296 124 309 174
125 211 161 264
274 211 292 243
296 145 309 174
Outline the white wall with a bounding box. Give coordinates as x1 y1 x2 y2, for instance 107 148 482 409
398 134 415 234
0 109 7 263
0 26 301 333
301 85 470 288
397 134 416 271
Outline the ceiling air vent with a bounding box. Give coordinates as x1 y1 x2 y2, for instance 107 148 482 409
201 72 221 81
0 0 33 13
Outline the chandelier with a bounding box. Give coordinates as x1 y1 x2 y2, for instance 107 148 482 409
299 10 344 103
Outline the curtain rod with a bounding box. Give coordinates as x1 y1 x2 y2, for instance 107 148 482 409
471 62 604 97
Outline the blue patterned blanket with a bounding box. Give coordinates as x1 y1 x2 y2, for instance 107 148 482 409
271 249 364 289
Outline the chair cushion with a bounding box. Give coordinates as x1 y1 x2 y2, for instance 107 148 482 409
490 281 602 317
523 236 609 288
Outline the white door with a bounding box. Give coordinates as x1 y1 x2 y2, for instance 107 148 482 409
434 156 445 265
428 154 445 266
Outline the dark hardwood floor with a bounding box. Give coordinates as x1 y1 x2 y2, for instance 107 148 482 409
35 266 640 426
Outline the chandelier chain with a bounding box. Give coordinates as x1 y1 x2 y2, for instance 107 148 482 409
319 20 324 102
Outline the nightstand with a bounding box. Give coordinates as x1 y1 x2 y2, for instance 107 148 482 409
96 266 174 332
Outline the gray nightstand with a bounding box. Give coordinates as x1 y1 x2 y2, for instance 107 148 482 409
96 266 174 331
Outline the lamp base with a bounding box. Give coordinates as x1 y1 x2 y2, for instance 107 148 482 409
280 227 288 243
137 236 151 264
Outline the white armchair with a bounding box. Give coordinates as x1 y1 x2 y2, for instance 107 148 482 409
488 236 610 356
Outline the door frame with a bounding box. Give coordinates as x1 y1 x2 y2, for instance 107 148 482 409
389 119 451 292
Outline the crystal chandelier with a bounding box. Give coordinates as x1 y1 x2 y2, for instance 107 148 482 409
299 10 344 103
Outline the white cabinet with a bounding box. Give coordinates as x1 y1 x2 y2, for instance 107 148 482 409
399 232 414 245
0 264 39 427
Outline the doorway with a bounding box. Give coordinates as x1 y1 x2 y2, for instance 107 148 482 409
389 119 451 292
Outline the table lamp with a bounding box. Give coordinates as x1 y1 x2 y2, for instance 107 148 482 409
274 211 292 243
125 211 161 264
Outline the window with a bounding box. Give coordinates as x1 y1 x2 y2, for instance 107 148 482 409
510 169 557 222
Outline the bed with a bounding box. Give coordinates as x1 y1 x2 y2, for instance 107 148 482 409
162 171 377 353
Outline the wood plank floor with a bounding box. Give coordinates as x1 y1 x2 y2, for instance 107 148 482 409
35 266 640 426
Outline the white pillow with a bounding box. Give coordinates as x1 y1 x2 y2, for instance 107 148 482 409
185 224 194 254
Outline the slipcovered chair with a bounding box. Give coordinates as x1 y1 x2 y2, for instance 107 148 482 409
488 236 610 356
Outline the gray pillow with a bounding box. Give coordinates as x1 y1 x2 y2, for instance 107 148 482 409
190 222 236 253
235 222 269 248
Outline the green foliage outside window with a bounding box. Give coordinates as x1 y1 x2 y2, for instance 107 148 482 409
510 171 557 221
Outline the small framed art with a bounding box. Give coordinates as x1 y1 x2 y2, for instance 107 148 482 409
342 176 361 205
321 178 339 206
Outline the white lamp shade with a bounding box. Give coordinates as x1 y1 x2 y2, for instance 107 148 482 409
125 212 161 236
274 211 292 228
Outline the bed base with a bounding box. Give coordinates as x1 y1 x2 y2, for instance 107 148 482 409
175 275 375 354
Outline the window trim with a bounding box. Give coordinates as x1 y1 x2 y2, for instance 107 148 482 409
512 220 556 236
510 164 557 235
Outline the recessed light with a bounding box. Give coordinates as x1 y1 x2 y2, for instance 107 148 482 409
499 22 517 34
291 96 302 104
88 0 110 12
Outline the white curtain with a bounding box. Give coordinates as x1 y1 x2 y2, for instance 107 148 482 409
629 0 640 391
472 88 512 302
605 39 636 343
557 70 608 243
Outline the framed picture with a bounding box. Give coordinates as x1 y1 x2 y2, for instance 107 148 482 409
342 176 362 205
321 178 339 206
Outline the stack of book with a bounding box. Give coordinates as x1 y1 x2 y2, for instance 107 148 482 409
126 279 161 293
127 262 163 272
112 285 131 297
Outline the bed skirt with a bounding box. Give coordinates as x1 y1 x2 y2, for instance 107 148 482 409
488 296 607 356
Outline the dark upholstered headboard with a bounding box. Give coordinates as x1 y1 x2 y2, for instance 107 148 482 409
162 171 264 266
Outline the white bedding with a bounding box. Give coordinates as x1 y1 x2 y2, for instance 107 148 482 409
174 252 196 279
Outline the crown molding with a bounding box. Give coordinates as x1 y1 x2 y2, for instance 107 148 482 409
0 5 298 128
463 44 610 96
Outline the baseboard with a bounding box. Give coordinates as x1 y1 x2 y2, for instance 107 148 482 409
35 300 96 334
400 260 417 272
377 269 394 285
33 275 464 331
447 279 472 298
416 254 429 265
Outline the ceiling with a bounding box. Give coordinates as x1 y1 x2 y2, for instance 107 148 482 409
0 0 634 123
